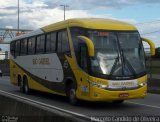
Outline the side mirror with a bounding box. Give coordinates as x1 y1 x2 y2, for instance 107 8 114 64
141 37 155 56
77 36 95 57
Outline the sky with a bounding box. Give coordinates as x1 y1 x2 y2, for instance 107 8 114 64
0 0 160 51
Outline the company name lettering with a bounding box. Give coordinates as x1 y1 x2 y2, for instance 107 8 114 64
112 82 134 86
33 58 50 65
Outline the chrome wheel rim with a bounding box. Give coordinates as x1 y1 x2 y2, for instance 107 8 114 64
25 82 28 93
70 89 76 102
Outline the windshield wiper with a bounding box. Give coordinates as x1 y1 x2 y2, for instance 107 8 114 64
109 56 119 77
121 50 137 76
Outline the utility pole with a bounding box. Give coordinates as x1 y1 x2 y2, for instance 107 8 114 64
18 0 20 33
60 5 69 20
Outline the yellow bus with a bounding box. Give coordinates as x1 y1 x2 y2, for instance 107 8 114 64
10 18 155 105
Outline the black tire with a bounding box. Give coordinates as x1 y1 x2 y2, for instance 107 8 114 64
112 100 124 104
24 77 31 94
67 84 78 105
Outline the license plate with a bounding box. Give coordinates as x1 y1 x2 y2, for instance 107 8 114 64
119 93 129 97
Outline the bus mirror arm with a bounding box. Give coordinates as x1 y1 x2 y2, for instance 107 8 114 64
141 37 155 56
77 36 95 57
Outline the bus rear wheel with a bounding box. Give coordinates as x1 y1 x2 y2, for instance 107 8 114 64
24 77 31 94
20 80 24 93
67 84 78 105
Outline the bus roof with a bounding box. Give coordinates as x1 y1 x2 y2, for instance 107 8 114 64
43 18 137 32
12 18 137 41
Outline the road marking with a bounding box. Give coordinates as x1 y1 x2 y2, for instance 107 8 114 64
126 101 160 109
0 89 90 120
1 88 160 112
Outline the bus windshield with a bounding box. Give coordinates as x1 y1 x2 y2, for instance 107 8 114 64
70 28 146 79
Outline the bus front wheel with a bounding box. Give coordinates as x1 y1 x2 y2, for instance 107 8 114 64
67 84 78 105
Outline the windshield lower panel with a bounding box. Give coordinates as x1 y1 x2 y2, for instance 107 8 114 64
70 27 146 80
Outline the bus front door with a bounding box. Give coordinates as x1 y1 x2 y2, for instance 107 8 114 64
77 43 90 99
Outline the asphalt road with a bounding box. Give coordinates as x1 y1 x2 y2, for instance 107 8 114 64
0 76 160 118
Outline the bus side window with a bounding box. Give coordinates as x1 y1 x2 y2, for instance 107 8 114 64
10 42 15 57
70 27 86 60
57 30 70 54
46 34 51 52
51 32 56 52
62 31 70 53
20 39 27 56
15 40 20 57
28 37 35 55
46 32 56 53
36 35 45 54
57 32 62 53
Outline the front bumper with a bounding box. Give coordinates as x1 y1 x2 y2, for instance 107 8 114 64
88 85 147 101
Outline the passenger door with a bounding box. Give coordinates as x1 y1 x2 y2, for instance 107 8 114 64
76 43 90 98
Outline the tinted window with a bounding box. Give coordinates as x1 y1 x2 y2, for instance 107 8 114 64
20 39 27 55
15 41 20 56
36 35 45 54
70 27 86 51
57 32 62 53
62 31 70 53
80 45 88 72
28 37 35 55
57 30 70 53
10 42 15 56
46 32 56 53
70 27 86 59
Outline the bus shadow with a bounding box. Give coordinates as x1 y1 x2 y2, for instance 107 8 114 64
26 90 136 110
30 90 69 103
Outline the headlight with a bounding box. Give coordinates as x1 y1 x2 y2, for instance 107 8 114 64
87 79 108 89
139 82 147 87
